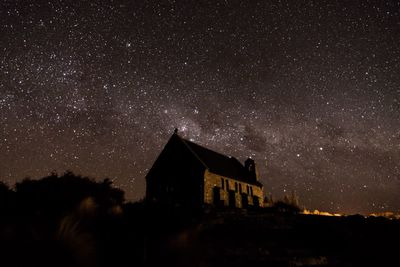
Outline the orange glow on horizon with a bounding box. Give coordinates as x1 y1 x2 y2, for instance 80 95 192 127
302 209 343 217
302 209 400 219
368 212 400 220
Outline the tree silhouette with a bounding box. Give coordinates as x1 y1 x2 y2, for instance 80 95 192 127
271 191 302 214
15 171 124 218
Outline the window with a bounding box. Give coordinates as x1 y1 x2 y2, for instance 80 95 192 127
247 185 250 194
221 178 224 190
239 184 242 193
253 196 260 207
235 182 238 192
250 186 253 196
226 180 229 190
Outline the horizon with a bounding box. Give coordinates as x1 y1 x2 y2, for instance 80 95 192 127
2 167 400 218
1 130 398 216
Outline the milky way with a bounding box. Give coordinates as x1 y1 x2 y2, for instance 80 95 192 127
1 0 399 214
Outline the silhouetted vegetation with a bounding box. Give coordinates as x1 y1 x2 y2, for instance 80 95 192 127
0 172 125 267
14 171 124 217
270 200 302 214
0 172 399 267
264 191 302 214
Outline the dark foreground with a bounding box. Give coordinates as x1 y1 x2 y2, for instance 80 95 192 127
2 204 400 267
132 206 400 267
1 174 399 267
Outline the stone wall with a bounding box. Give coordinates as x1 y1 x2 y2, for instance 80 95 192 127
203 169 263 208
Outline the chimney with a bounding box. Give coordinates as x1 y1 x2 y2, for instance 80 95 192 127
244 158 258 181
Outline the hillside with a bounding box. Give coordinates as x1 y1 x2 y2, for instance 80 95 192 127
1 174 399 267
140 207 400 267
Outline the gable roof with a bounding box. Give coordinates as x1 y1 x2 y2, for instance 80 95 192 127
176 134 263 187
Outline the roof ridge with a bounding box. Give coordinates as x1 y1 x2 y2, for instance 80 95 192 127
182 137 239 162
172 134 262 186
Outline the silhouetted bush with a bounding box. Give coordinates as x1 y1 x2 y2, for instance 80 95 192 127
15 171 124 218
0 172 127 267
271 200 301 214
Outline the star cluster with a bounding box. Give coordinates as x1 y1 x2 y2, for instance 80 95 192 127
1 0 399 214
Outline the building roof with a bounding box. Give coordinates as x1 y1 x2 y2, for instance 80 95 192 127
176 134 263 187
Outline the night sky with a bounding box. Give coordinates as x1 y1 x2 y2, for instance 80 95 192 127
1 0 399 214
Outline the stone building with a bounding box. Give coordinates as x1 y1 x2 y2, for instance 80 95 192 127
146 131 264 209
